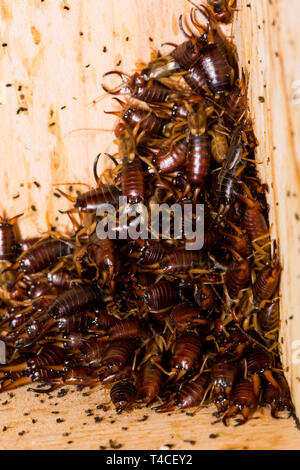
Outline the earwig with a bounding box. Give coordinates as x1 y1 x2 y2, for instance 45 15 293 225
253 249 281 303
98 341 136 376
209 119 229 164
194 279 215 311
237 183 269 244
222 220 251 258
110 380 136 413
56 311 92 335
9 240 73 275
1 368 62 392
47 269 74 288
170 331 203 381
144 280 177 312
186 106 211 189
225 251 250 299
161 250 210 274
207 0 235 23
262 374 294 419
154 140 188 174
136 342 163 404
121 156 145 203
17 237 41 255
138 240 167 265
0 214 23 261
45 285 103 320
56 184 120 214
211 359 238 412
170 303 209 330
223 379 257 426
88 232 115 279
0 345 65 373
103 71 176 104
224 70 248 123
101 319 147 342
247 346 280 397
107 98 164 136
154 374 209 412
184 63 209 94
257 300 280 332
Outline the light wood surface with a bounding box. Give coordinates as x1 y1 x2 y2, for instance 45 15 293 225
0 0 300 450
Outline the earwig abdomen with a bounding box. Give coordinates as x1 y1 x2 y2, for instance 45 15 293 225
47 285 102 319
170 302 209 330
225 257 250 298
107 319 146 342
243 205 269 242
155 141 188 174
89 232 115 270
253 265 281 303
162 251 209 274
19 240 73 274
100 341 136 373
171 40 201 69
144 280 177 311
194 281 215 311
57 311 91 335
75 185 120 213
121 157 145 203
247 347 273 375
187 135 211 188
257 300 279 332
27 345 65 370
139 240 167 265
123 107 163 135
199 45 232 93
0 222 16 261
137 361 162 404
171 332 202 373
110 380 136 413
184 64 209 93
174 375 208 409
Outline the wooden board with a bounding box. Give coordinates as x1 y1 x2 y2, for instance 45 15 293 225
0 0 300 450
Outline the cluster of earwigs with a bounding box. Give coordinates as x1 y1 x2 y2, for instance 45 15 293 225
0 1 294 426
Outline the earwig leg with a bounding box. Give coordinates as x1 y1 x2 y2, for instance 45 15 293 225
1 376 31 391
264 370 280 390
222 405 238 426
252 373 260 398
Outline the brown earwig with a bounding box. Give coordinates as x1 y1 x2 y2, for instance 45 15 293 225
194 279 215 311
121 156 145 203
103 71 177 104
161 250 210 275
257 300 280 332
107 98 164 136
207 0 235 24
186 106 211 189
253 248 281 304
170 302 209 331
136 342 163 404
0 345 65 373
0 214 23 261
56 184 120 214
154 374 209 412
98 341 136 377
262 374 294 419
223 379 257 426
154 140 188 174
144 280 177 312
170 331 203 381
138 240 167 265
9 239 73 275
225 250 250 299
211 359 238 412
110 380 136 414
247 346 280 397
209 119 229 164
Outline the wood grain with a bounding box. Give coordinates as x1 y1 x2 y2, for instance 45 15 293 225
0 0 300 450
